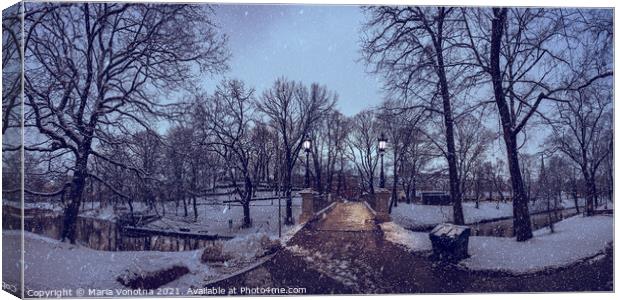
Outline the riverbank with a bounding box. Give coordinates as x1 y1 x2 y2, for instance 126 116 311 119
391 199 590 231
2 230 284 292
381 213 613 275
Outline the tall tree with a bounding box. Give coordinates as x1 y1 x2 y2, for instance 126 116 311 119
2 4 22 135
257 79 335 224
347 110 380 196
462 8 612 240
23 3 228 242
204 80 258 228
548 84 612 215
361 7 469 224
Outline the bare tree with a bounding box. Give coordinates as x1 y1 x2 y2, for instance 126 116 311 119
308 109 348 195
548 84 612 215
538 155 555 233
377 101 428 212
461 8 612 240
361 7 472 224
2 4 22 135
257 78 335 224
399 128 435 205
347 110 380 195
454 113 494 207
203 79 257 228
22 3 229 242
2 4 23 201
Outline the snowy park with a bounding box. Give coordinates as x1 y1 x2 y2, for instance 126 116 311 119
1 2 615 297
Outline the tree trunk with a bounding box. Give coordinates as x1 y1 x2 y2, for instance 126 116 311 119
505 133 533 241
284 168 294 225
436 47 464 225
61 156 89 243
389 157 399 213
546 195 554 233
182 193 188 217
490 8 533 241
242 200 252 228
584 176 596 216
312 151 323 194
572 188 580 214
192 196 198 221
242 176 253 228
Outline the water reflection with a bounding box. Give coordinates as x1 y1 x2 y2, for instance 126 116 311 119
3 206 224 252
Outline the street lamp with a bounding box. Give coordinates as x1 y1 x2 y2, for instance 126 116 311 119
378 133 387 188
303 139 311 188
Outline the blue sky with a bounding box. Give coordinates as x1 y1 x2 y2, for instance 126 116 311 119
205 4 384 116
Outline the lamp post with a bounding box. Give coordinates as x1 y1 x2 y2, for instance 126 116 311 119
303 139 311 188
378 133 387 189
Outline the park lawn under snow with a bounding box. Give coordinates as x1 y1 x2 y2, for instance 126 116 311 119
461 214 613 274
391 201 513 229
381 215 613 274
391 199 585 229
3 230 282 292
143 197 302 239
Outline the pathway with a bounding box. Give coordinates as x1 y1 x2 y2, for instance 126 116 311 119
206 201 613 294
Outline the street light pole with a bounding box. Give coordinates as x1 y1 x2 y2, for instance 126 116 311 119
305 150 310 188
378 133 387 189
303 139 311 189
380 152 385 188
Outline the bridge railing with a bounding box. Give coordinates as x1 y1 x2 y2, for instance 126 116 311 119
359 189 392 223
299 189 339 223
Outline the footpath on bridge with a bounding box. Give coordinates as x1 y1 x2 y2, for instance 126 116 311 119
205 201 612 294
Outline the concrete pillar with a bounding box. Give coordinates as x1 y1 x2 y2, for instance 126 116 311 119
374 188 391 223
299 189 318 223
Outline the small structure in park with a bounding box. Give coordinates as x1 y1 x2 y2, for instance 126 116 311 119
429 223 471 261
421 192 451 205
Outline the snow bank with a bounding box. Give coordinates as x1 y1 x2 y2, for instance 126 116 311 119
3 231 204 291
461 215 613 274
380 215 612 275
9 230 282 291
380 222 432 252
221 233 280 262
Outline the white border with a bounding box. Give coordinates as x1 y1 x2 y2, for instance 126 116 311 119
0 1 617 300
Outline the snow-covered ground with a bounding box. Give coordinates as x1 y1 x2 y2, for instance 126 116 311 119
380 214 613 274
5 194 302 239
391 199 589 229
461 214 613 274
3 230 284 292
142 197 302 239
380 222 432 252
391 202 513 229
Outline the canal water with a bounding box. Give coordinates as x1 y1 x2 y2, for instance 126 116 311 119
470 208 581 237
2 205 226 252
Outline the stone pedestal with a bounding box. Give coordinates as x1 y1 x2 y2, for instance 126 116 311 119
374 188 391 223
299 189 318 223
